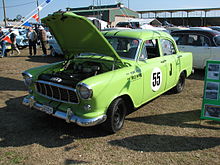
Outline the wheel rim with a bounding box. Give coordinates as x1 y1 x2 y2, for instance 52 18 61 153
113 103 125 129
51 48 55 56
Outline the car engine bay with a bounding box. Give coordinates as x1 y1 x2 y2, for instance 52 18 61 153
38 61 109 87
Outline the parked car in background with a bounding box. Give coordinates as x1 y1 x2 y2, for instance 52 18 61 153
165 26 189 33
1 28 28 53
116 18 161 29
189 27 213 30
44 27 52 40
87 17 108 30
14 28 29 48
171 29 220 69
101 27 131 31
209 26 220 32
0 28 12 53
48 37 63 56
3 28 29 48
140 24 169 33
22 12 193 133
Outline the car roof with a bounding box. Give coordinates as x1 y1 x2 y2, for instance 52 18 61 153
102 29 172 40
171 29 220 37
209 26 220 28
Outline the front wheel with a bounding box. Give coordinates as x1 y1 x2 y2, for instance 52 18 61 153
173 72 186 93
103 98 127 134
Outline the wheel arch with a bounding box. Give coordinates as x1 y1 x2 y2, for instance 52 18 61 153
107 94 134 114
182 70 187 77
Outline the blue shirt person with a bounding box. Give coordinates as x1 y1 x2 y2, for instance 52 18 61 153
0 27 6 58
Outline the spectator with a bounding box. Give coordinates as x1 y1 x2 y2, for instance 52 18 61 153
38 26 47 56
9 29 20 56
27 27 37 56
0 27 6 58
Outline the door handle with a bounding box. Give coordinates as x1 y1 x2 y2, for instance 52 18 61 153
161 60 166 63
170 63 172 76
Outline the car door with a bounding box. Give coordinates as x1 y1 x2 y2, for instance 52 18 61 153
209 35 220 64
138 39 167 103
160 38 179 90
210 47 220 63
175 33 211 69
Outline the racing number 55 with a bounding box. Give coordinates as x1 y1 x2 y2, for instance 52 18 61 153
152 72 160 87
151 67 162 92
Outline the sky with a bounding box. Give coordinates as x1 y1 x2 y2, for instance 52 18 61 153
1 0 220 22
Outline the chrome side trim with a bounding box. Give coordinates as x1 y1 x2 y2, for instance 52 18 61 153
22 96 107 127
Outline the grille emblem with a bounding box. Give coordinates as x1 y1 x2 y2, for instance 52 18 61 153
50 77 62 82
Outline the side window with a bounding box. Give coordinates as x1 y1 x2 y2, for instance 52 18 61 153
173 34 187 45
139 44 148 60
187 34 210 46
161 39 176 56
144 39 160 59
198 35 210 46
187 34 197 45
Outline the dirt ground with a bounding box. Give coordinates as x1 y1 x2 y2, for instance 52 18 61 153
0 48 219 165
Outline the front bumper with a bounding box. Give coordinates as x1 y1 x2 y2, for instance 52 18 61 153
22 96 107 127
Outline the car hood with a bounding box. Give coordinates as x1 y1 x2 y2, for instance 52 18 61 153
41 12 122 62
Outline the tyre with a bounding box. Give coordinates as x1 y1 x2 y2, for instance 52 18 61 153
103 98 127 134
173 72 186 93
50 48 57 56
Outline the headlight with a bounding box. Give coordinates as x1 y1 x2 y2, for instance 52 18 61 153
77 83 93 99
22 72 33 87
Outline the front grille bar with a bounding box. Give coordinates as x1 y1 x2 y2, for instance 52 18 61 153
35 80 79 104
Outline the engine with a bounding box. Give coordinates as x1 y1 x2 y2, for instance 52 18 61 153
38 61 103 87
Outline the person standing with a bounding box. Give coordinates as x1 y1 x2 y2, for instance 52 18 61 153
27 27 37 56
0 27 6 58
9 29 20 56
38 26 47 56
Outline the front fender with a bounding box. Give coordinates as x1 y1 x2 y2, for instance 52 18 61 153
79 66 143 115
23 61 64 79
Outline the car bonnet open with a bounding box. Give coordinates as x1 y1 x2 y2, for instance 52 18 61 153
42 12 122 62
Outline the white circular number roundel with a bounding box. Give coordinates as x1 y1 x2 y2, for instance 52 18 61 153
151 67 162 92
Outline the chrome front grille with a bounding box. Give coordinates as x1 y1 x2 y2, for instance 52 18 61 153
35 80 79 104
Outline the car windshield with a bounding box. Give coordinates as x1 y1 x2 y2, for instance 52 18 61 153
106 37 140 59
79 37 140 60
214 35 220 46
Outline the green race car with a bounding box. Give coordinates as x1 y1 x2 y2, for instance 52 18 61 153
22 12 193 133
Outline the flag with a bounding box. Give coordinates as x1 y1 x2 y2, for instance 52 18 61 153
46 0 51 3
23 21 32 27
2 36 12 44
32 14 39 22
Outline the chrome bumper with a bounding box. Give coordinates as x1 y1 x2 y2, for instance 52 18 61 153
22 96 107 127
